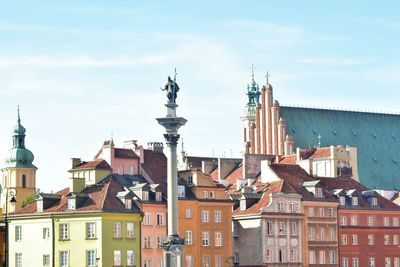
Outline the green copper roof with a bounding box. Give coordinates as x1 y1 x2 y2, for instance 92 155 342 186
280 106 400 190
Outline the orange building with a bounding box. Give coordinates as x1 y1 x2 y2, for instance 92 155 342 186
178 169 234 267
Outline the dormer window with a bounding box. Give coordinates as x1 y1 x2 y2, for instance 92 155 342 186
37 199 43 212
290 202 297 213
68 198 76 210
125 199 132 209
187 176 193 184
339 196 346 206
155 192 162 202
142 191 149 201
371 197 378 207
177 186 185 197
351 196 358 206
278 202 285 212
315 188 323 198
240 200 246 211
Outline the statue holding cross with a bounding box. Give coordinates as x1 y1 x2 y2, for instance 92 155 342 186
162 69 180 104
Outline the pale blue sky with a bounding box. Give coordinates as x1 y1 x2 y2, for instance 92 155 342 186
0 1 399 191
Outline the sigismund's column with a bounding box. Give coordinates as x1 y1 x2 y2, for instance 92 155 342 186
157 72 187 267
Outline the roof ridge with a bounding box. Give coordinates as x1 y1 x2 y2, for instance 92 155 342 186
100 177 112 210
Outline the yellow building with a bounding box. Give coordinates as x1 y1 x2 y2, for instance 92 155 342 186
178 169 234 267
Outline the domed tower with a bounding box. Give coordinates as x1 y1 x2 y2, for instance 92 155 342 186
1 107 37 212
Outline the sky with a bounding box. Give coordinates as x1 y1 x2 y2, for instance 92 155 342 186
0 1 400 192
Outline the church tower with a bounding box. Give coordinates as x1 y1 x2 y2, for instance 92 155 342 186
1 107 37 212
241 67 261 154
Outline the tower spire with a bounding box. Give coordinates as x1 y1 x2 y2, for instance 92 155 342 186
17 104 21 124
265 71 270 85
251 64 255 81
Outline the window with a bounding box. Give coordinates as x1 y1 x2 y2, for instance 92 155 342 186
118 164 124 175
87 250 96 267
86 222 96 239
127 222 135 238
384 217 390 226
368 234 374 245
266 249 273 262
214 211 222 223
367 216 374 226
125 199 132 209
202 255 211 267
60 251 69 267
233 223 239 237
127 250 135 266
394 235 399 245
186 255 193 267
315 187 323 197
201 210 209 222
394 257 400 267
308 207 315 217
351 216 358 226
393 217 399 226
290 249 298 262
386 258 391 267
37 200 43 212
290 202 297 212
15 225 22 241
215 255 222 267
352 196 358 206
341 234 348 245
340 216 347 226
185 208 192 219
185 231 193 245
177 186 185 197
371 197 378 206
309 251 316 264
278 249 286 263
60 224 69 240
144 213 151 225
291 222 297 235
204 191 209 199
215 232 222 246
209 191 215 199
113 222 122 238
142 191 149 201
319 208 325 217
342 257 349 267
328 208 335 217
43 254 50 266
157 213 164 225
369 257 375 267
329 227 336 241
233 253 239 263
329 250 336 264
129 165 134 175
352 257 359 267
319 251 326 264
278 221 286 235
157 236 163 248
22 174 27 188
67 198 76 210
114 250 121 266
144 259 151 267
202 232 210 246
320 228 326 241
351 234 358 245
309 227 315 241
187 176 193 184
144 236 151 248
339 196 346 206
266 221 273 235
278 202 285 212
155 192 162 201
384 235 390 245
15 253 22 267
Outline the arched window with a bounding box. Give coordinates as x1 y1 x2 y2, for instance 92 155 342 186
22 175 27 188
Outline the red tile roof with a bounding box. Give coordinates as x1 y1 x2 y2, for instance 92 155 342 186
308 147 331 159
114 148 139 159
141 149 167 193
71 159 111 171
209 169 218 182
279 155 297 164
225 165 243 193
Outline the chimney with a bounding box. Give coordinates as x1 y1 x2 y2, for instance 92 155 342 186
147 142 164 153
71 158 81 169
123 140 137 150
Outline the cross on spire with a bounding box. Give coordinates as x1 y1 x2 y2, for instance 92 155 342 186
265 71 270 85
17 104 21 124
251 64 255 81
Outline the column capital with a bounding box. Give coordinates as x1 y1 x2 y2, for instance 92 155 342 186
164 133 180 146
